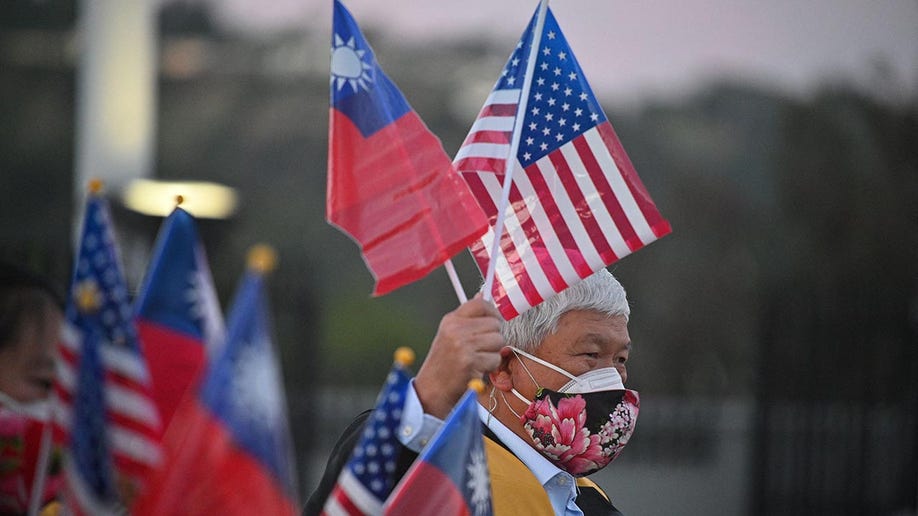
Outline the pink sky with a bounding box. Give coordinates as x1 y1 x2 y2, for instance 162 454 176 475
212 0 918 106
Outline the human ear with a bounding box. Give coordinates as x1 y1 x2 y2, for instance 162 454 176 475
489 351 515 392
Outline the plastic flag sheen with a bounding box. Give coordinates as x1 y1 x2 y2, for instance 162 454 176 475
327 0 489 295
454 6 671 320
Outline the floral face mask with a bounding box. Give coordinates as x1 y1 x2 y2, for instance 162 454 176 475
504 347 639 477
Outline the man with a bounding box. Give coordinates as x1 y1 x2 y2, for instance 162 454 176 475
308 269 636 515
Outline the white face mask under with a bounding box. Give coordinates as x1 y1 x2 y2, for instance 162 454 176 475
0 390 51 421
509 346 624 394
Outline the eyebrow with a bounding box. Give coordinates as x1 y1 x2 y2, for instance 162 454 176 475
572 334 630 351
572 333 605 346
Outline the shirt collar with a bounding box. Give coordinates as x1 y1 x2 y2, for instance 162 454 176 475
476 402 574 486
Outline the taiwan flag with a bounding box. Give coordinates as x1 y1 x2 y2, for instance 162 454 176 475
327 0 489 296
384 389 492 516
135 206 224 428
132 247 298 515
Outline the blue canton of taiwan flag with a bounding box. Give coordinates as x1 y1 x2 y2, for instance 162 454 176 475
329 0 410 136
135 206 225 429
384 389 492 516
454 6 671 320
322 359 411 516
327 0 488 297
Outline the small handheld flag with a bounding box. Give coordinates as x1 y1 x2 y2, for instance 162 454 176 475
135 202 225 428
454 6 671 320
383 380 492 516
321 347 415 516
327 0 489 296
55 180 163 511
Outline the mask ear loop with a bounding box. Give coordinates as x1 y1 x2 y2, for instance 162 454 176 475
510 346 578 383
487 386 498 425
507 348 556 418
499 390 525 420
511 348 541 387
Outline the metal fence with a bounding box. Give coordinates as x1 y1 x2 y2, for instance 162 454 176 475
754 400 918 516
301 390 918 515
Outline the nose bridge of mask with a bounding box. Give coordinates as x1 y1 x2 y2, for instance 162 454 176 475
510 346 625 394
559 367 625 393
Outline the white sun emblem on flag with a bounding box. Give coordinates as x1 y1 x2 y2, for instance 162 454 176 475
186 253 225 352
331 34 373 92
466 447 490 515
231 340 283 429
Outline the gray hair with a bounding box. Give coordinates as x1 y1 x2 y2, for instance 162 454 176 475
501 269 629 353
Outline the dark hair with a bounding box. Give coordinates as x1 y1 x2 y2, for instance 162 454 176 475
0 261 64 351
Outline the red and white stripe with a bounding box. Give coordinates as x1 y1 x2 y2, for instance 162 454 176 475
455 94 670 320
322 468 383 516
53 322 163 491
62 459 120 516
453 89 521 177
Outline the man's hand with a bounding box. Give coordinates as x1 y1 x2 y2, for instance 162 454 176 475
414 294 504 419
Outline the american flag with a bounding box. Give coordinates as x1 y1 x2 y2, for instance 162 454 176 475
322 356 412 516
53 191 163 506
454 6 671 320
62 322 119 515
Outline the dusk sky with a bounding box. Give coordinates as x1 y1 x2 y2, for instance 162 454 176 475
209 0 918 107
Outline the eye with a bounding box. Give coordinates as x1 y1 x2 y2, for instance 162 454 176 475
581 352 599 359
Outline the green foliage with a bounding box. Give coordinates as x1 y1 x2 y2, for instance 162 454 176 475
318 294 433 385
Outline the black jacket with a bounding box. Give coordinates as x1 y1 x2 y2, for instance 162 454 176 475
304 409 623 515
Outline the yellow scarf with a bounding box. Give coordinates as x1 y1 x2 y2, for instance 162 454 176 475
483 436 609 515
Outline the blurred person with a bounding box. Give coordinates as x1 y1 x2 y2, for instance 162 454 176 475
307 269 637 515
0 262 64 515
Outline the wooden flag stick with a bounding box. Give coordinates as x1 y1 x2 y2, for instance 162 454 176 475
26 407 53 516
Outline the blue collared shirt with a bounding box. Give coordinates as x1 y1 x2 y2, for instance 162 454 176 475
397 381 584 516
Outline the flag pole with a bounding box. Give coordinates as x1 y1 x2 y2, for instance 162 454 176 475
26 410 53 516
481 0 551 303
444 259 468 303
